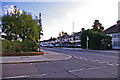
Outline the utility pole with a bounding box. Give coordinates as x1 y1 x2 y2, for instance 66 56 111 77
38 13 42 52
73 21 75 47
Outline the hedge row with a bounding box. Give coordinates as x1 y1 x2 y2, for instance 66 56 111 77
2 40 38 52
81 30 112 50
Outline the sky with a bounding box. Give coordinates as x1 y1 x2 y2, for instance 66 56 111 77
1 0 120 40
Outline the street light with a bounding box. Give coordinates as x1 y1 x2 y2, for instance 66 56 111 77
73 21 75 47
38 13 42 52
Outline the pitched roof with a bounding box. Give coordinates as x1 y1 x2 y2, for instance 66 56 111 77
74 32 81 36
70 32 81 37
102 24 120 34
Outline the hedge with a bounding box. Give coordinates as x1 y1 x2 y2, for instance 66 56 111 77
2 40 38 52
80 30 112 50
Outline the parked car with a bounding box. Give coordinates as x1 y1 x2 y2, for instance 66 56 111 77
54 44 60 47
42 44 48 47
47 44 54 48
75 44 81 48
61 44 68 47
68 44 74 48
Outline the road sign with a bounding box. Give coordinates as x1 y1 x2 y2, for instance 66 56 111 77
86 36 89 49
87 36 89 40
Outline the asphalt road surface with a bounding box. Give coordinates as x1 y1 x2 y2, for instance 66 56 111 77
2 47 119 79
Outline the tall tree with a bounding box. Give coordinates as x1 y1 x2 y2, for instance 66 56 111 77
81 28 85 31
92 20 104 32
2 6 39 42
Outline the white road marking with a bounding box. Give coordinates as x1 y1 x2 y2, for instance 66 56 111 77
68 66 109 72
79 57 83 59
107 63 115 66
115 64 119 65
3 75 29 79
68 69 85 72
94 59 100 62
90 59 96 62
65 55 72 60
74 56 79 59
83 58 88 60
3 74 46 79
73 56 116 66
98 61 104 63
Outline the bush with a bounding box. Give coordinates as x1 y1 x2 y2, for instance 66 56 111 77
2 40 38 52
81 30 112 50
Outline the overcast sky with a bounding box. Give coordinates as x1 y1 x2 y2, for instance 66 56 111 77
1 0 120 40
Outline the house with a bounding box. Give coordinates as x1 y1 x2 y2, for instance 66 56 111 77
41 31 82 47
102 20 120 49
74 32 81 45
69 32 81 45
58 33 69 43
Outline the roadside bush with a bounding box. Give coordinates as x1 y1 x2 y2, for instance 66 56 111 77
2 40 38 52
21 41 38 52
81 30 112 50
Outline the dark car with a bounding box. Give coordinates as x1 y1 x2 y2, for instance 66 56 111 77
61 44 68 47
68 44 74 48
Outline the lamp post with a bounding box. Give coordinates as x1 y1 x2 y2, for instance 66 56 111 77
73 21 75 47
38 13 42 52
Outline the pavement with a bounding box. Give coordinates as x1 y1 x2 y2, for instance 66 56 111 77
0 49 72 64
0 48 119 64
62 48 119 54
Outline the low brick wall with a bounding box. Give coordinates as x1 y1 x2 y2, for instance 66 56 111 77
2 52 44 56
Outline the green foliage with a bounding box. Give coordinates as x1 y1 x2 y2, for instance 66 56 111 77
92 20 104 32
2 8 40 42
2 40 38 52
81 30 112 50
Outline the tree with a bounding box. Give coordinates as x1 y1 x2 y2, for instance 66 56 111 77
92 20 104 32
81 28 85 31
2 7 39 42
62 31 65 36
59 32 61 37
81 29 112 50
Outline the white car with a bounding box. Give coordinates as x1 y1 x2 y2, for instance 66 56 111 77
42 44 48 47
47 44 54 48
55 44 60 47
75 44 81 48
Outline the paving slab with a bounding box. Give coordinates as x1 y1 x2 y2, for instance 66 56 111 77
1 49 72 64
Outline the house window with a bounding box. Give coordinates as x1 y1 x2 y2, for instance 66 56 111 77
118 42 120 47
118 34 120 38
113 42 117 47
76 36 80 40
113 41 120 47
112 33 120 38
113 35 117 38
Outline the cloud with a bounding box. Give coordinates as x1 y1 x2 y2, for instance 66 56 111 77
4 5 22 14
4 5 9 10
51 19 59 22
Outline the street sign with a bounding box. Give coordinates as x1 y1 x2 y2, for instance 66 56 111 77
86 36 89 50
87 36 89 40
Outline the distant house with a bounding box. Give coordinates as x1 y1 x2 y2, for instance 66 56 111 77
74 32 81 44
69 32 81 45
55 37 61 43
102 21 120 49
41 31 82 47
59 33 69 43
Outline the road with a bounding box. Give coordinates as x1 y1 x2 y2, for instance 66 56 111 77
2 47 119 79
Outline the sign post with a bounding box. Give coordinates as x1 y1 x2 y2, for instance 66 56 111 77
86 36 89 50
